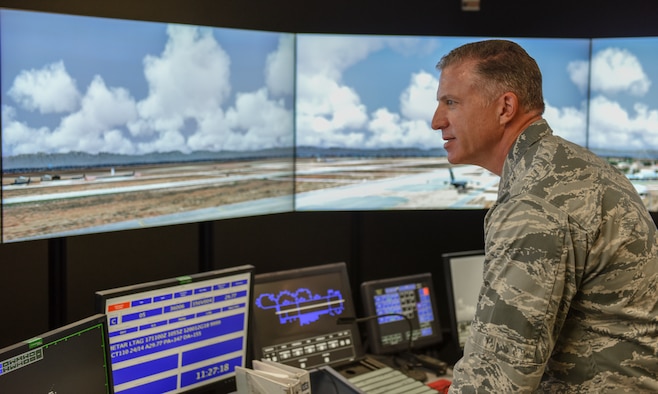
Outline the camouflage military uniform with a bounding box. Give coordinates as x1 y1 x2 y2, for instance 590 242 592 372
449 120 658 393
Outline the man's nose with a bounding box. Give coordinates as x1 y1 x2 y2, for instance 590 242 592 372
431 105 447 131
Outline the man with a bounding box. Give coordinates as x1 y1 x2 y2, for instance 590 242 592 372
432 39 658 392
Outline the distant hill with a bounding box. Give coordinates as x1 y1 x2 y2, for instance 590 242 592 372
2 147 294 173
2 146 448 174
590 148 658 160
296 146 447 158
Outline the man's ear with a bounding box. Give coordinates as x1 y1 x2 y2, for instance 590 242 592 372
498 92 518 125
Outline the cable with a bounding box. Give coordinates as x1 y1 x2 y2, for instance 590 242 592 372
337 314 448 376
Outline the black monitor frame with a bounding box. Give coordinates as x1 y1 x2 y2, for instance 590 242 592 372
95 264 255 394
0 313 114 394
359 272 443 355
441 250 485 355
251 262 364 370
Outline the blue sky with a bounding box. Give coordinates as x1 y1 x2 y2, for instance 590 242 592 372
296 34 591 149
588 37 658 154
1 9 295 156
4 8 658 158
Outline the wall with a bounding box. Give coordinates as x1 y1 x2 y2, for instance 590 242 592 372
3 0 658 37
1 0 657 359
0 207 487 353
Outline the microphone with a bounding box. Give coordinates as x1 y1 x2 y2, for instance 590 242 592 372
336 313 415 353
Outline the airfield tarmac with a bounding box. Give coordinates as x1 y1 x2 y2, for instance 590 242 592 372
2 159 295 242
294 157 500 210
7 155 658 243
2 157 498 242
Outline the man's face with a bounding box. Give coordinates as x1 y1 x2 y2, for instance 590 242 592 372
431 61 503 169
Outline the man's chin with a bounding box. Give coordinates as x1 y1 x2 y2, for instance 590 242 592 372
446 154 460 165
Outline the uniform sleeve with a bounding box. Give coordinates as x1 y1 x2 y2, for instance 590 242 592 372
449 196 584 393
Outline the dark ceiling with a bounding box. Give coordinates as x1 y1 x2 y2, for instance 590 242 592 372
0 0 656 38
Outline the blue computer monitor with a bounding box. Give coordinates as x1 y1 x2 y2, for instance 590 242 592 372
360 272 443 355
95 265 254 394
251 262 364 370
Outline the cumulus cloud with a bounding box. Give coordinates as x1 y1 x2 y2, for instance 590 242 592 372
4 74 138 155
543 100 588 146
297 35 385 80
2 25 294 157
11 31 651 158
51 76 138 154
366 109 437 149
294 36 377 148
128 24 233 147
582 46 658 152
566 59 589 94
8 60 81 114
296 36 442 150
296 72 369 147
266 34 295 97
567 47 651 96
549 45 658 151
190 87 293 151
363 71 441 149
588 95 658 151
1 105 52 155
400 71 438 121
590 47 651 96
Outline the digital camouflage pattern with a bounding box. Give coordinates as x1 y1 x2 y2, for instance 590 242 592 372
449 120 658 393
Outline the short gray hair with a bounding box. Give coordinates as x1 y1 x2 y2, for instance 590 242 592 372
436 39 545 115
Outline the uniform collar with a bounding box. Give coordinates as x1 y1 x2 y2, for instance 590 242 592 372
502 119 552 179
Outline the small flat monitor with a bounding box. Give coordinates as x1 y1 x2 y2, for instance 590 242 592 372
251 262 364 370
0 314 114 394
359 273 442 355
95 265 254 394
441 250 485 352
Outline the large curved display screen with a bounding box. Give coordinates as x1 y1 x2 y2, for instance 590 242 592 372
3 7 658 244
1 9 295 242
294 35 590 211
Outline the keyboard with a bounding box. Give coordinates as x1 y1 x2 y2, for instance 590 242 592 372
347 366 440 394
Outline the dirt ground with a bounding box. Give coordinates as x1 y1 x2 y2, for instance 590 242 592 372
2 160 295 241
3 157 440 241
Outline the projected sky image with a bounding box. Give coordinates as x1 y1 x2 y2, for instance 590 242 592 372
1 9 295 242
589 37 658 156
296 35 590 150
1 10 294 157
